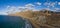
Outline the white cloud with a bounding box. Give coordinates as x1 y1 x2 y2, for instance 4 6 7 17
44 2 50 8
52 8 60 12
25 3 35 8
44 2 55 7
58 2 60 5
44 2 49 6
24 3 35 10
6 6 17 12
4 3 37 14
36 2 41 5
50 2 55 7
54 8 59 10
6 6 18 14
17 6 35 12
5 4 35 14
7 5 10 8
0 12 8 15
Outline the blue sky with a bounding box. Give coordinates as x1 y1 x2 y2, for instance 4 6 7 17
0 0 60 15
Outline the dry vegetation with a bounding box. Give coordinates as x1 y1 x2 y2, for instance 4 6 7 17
10 10 60 28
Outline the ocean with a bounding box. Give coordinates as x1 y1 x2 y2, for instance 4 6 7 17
0 15 32 28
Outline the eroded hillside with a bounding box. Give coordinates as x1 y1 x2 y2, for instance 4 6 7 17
10 10 60 28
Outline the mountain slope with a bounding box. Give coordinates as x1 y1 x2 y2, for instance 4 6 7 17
10 10 60 28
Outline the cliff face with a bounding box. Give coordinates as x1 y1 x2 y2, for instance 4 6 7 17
10 10 60 28
10 10 41 18
46 14 60 26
